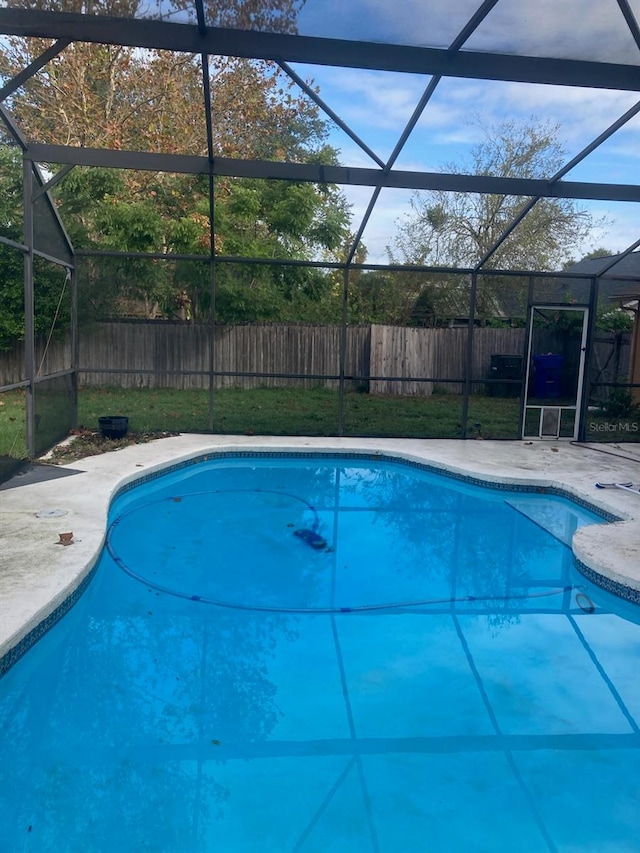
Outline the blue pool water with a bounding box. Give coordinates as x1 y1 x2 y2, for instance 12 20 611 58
1 454 640 852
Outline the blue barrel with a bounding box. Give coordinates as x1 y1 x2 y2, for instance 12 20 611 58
533 354 564 398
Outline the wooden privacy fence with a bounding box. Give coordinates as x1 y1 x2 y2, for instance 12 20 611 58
0 334 72 385
0 322 631 397
78 323 371 391
369 326 527 394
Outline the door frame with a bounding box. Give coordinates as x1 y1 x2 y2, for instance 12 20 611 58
521 305 589 440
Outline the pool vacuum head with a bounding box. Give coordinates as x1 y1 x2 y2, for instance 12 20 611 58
293 528 327 550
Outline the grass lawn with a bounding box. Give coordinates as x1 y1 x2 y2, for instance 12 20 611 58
82 386 525 439
1 386 524 460
77 386 523 439
0 390 27 458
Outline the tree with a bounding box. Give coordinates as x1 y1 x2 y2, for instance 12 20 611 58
387 118 602 324
390 118 603 271
53 159 350 323
582 247 617 261
0 0 352 325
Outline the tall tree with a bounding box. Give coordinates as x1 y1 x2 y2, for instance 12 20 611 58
389 119 600 272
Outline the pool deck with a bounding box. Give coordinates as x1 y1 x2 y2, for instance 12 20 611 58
1 435 640 667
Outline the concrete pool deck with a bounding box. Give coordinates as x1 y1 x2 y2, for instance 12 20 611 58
1 435 640 668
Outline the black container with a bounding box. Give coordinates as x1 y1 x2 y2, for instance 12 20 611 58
98 415 129 440
488 354 523 397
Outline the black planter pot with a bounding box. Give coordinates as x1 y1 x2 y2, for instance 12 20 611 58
98 415 129 440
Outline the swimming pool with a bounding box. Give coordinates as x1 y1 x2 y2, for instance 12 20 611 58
1 453 639 851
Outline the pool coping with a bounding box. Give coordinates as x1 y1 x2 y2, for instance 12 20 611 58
1 435 639 678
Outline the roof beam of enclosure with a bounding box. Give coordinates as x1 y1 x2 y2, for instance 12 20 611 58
0 234 27 252
475 97 640 271
278 1 501 177
595 237 640 276
32 163 74 201
23 142 640 203
0 39 70 103
616 0 640 52
277 61 386 169
74 247 636 282
343 0 501 264
0 101 27 150
194 0 207 38
1 9 640 91
0 105 74 256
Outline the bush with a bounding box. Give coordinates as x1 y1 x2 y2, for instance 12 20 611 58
599 388 639 419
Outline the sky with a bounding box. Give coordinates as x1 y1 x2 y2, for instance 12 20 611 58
2 0 638 267
282 0 640 265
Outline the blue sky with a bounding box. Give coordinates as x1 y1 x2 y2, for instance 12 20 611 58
3 0 638 266
285 0 640 264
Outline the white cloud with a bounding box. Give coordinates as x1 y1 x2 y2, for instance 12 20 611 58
294 58 639 179
298 0 640 64
327 77 638 183
344 191 640 266
292 64 429 133
412 79 640 149
465 0 640 64
298 0 481 49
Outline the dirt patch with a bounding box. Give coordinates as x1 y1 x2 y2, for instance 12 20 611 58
45 429 180 465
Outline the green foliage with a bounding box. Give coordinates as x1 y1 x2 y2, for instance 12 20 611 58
346 269 477 328
0 145 24 350
599 388 639 419
216 174 349 259
211 263 337 324
597 308 634 334
0 144 22 239
98 200 165 252
535 308 584 333
0 244 25 348
53 167 125 247
49 165 349 325
484 316 526 329
582 247 615 261
527 290 632 337
0 147 72 349
346 270 418 325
